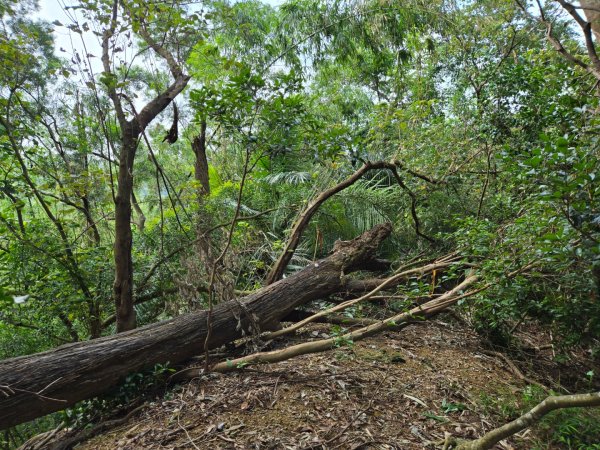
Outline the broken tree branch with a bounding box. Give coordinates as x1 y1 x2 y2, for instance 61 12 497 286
264 257 461 340
449 391 600 450
266 161 391 284
203 274 479 374
266 161 436 284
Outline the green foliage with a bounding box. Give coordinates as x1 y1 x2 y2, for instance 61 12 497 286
330 325 354 348
548 412 600 450
61 363 175 428
423 411 448 422
1 0 596 355
2 1 600 445
441 399 467 414
480 385 600 449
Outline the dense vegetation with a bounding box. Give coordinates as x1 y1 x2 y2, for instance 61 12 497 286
1 0 600 447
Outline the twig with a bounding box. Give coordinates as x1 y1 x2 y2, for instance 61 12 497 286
324 375 386 447
1 382 67 404
177 411 201 450
481 350 548 392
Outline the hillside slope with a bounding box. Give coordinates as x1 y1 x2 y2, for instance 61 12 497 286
73 319 600 449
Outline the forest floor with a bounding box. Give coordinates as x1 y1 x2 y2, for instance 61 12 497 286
76 317 600 450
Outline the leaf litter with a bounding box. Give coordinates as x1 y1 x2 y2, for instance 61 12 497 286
77 317 599 449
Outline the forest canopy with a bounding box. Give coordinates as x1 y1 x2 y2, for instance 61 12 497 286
1 0 600 448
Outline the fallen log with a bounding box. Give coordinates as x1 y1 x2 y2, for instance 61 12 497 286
0 223 392 430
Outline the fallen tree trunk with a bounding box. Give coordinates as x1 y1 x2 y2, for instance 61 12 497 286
0 223 392 430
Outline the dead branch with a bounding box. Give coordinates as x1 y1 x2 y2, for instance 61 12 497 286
447 391 600 450
264 257 461 340
283 309 379 327
388 165 436 242
481 350 549 392
265 161 438 284
265 161 391 284
196 274 480 375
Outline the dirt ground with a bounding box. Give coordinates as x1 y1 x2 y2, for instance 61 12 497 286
76 317 599 450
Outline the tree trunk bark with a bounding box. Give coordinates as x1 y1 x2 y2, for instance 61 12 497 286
130 191 146 232
0 223 391 430
192 119 210 197
192 120 212 266
191 120 234 302
113 123 139 332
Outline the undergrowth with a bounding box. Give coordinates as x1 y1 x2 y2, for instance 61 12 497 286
2 363 175 449
479 384 600 449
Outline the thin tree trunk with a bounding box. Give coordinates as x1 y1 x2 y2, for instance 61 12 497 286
193 119 210 197
101 0 190 332
130 191 146 232
190 119 234 302
113 127 138 332
192 120 211 263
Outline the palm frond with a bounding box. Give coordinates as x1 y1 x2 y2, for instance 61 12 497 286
338 177 399 233
222 198 260 215
263 171 312 185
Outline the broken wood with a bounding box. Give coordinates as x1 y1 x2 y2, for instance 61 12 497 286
200 274 479 374
265 162 392 284
0 223 392 430
265 255 461 340
265 161 439 285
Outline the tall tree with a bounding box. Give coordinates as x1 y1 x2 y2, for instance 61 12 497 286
98 0 190 331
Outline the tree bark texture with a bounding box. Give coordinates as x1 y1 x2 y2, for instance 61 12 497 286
192 120 210 197
192 120 213 264
113 124 138 332
190 119 234 301
0 223 392 430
